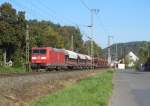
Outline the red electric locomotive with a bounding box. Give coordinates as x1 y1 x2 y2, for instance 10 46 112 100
31 47 65 70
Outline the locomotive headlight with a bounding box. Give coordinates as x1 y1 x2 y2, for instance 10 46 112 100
32 57 37 60
41 57 46 60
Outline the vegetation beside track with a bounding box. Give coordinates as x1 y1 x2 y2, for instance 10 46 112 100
30 70 113 106
0 66 27 73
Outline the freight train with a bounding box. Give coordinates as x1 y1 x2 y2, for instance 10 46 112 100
31 47 108 71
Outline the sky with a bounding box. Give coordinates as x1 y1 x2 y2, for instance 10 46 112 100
0 0 150 48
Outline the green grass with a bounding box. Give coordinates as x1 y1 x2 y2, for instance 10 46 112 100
30 70 113 106
0 66 26 73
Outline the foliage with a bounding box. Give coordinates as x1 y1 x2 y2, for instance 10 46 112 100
146 57 150 64
138 42 150 63
134 61 141 70
29 20 64 48
30 70 113 106
131 42 150 70
0 66 26 73
0 2 26 66
84 40 102 57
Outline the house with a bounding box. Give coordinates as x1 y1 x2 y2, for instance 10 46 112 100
126 51 139 67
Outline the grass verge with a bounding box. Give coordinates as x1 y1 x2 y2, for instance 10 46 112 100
30 70 113 106
0 66 26 73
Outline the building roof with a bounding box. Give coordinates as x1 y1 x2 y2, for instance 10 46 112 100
127 51 139 61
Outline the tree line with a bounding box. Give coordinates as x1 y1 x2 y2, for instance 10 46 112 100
0 3 102 66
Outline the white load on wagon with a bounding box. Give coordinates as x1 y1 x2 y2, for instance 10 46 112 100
85 55 92 60
78 53 87 60
64 50 78 59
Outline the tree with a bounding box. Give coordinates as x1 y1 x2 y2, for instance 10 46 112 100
84 40 102 57
138 42 150 63
58 26 84 52
0 3 27 66
29 20 64 48
0 3 17 65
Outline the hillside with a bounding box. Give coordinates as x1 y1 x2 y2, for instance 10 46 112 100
103 41 150 60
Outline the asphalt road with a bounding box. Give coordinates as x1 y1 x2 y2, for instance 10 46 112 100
110 69 150 106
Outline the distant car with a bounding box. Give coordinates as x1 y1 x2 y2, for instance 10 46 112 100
141 63 150 71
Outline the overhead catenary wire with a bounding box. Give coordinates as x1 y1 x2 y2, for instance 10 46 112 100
79 0 91 11
12 0 56 21
11 0 93 30
96 14 110 36
36 0 81 27
12 0 75 26
24 0 56 21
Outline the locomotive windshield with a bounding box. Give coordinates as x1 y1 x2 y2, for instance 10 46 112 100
40 49 46 54
32 49 46 54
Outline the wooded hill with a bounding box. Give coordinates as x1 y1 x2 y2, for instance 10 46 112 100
0 3 102 66
103 41 150 60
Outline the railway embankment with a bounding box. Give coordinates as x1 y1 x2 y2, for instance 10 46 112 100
30 70 113 106
0 69 113 106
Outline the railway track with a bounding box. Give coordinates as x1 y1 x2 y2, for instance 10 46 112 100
0 72 42 77
0 68 102 78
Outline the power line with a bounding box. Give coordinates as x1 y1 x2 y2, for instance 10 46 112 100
26 0 56 20
13 1 91 29
79 0 90 11
37 0 81 26
12 0 48 20
97 15 110 36
36 0 94 31
13 0 65 24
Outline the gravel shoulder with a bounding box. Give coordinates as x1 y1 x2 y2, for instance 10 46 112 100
0 69 104 106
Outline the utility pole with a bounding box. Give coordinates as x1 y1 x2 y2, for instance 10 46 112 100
89 9 99 69
115 42 118 61
85 35 92 56
71 35 74 51
3 48 6 66
108 36 113 66
147 42 150 57
26 24 30 72
115 41 118 70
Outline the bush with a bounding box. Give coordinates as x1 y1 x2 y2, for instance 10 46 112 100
0 66 26 73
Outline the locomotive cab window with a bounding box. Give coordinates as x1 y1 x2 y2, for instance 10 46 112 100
40 49 46 54
32 50 39 54
32 49 46 54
